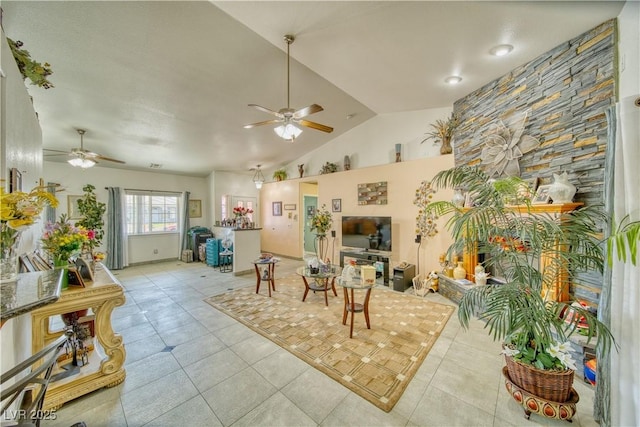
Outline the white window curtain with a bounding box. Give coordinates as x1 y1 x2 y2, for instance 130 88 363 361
601 95 640 426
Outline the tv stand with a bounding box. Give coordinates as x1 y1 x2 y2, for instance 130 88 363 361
340 250 390 284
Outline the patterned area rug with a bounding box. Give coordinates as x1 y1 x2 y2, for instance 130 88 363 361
204 275 454 412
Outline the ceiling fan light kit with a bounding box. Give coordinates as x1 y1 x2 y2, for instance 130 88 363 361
68 157 96 169
274 123 302 141
244 34 333 140
45 128 126 168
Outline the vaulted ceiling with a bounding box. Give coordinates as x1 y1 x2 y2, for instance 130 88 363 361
1 1 625 176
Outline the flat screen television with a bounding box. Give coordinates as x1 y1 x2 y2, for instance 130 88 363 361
341 216 392 252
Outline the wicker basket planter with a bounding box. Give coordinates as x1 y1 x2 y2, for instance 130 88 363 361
505 355 574 403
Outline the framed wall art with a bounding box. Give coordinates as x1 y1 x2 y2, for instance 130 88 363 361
67 195 83 220
332 198 342 212
188 199 202 218
272 201 282 216
9 168 22 192
284 204 296 210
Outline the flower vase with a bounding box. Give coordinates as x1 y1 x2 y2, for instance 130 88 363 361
548 172 577 204
314 234 328 262
0 225 22 283
440 136 453 155
54 257 69 290
453 261 466 279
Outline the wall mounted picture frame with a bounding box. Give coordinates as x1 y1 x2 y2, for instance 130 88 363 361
67 195 83 220
532 184 552 204
332 198 342 212
273 201 282 216
188 199 202 218
9 168 22 193
284 204 296 210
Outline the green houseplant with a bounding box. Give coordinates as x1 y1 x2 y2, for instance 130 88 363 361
320 162 339 174
424 166 614 401
75 184 106 258
273 169 288 181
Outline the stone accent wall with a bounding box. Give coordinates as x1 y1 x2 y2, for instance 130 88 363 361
453 19 617 308
453 19 616 207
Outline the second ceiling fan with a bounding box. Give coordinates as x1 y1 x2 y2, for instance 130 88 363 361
244 35 333 141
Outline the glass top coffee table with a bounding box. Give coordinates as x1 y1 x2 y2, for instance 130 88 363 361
295 265 342 306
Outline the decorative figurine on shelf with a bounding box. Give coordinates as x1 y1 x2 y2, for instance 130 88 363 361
548 172 577 204
298 164 304 178
438 253 453 277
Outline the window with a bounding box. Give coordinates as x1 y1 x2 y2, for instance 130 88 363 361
126 192 179 234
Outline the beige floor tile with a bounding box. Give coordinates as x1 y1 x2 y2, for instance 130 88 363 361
251 348 311 389
121 351 181 394
200 367 277 426
171 333 227 368
409 385 495 427
320 392 408 427
281 368 350 424
183 348 248 393
120 369 199 426
233 391 317 427
229 333 280 365
143 395 221 427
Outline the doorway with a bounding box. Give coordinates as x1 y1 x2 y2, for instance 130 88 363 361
303 195 317 255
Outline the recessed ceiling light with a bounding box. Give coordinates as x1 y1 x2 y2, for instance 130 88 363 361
445 75 462 85
490 44 514 57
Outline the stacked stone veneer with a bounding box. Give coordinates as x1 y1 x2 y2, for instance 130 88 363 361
454 19 616 207
453 19 617 307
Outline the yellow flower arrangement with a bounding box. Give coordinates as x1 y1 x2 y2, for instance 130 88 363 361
1 186 58 281
310 205 333 235
1 186 58 229
41 214 89 262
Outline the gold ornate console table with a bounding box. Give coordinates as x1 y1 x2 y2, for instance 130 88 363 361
30 263 126 410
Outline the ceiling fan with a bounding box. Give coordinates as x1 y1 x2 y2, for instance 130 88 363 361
243 35 333 141
44 129 125 168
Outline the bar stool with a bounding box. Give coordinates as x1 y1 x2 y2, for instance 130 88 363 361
219 250 233 273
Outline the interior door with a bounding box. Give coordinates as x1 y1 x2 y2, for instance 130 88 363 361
303 195 317 254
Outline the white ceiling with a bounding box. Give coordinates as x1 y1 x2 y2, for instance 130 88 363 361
1 1 625 177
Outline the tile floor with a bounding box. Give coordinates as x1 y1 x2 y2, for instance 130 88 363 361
44 259 598 427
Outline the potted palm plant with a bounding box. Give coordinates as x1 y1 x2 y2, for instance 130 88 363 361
424 166 615 405
273 169 288 181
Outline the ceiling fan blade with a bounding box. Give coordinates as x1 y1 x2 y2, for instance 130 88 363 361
293 104 323 119
95 155 125 164
243 119 282 129
44 153 70 157
298 120 334 133
248 104 282 117
43 148 70 154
